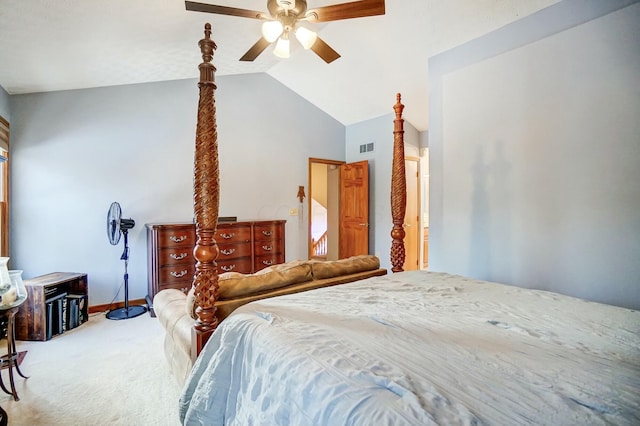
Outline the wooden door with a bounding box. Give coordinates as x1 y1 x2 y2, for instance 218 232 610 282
339 160 369 258
403 158 420 270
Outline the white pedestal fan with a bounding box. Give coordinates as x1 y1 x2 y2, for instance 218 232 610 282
106 201 147 320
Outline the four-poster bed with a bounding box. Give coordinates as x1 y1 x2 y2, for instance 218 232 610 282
179 24 640 425
187 24 411 358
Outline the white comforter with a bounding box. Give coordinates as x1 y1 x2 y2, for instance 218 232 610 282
179 271 640 425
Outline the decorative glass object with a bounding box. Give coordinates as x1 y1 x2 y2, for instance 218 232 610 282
0 257 12 305
9 270 27 301
0 257 27 308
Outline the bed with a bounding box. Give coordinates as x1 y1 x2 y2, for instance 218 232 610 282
183 25 640 425
180 271 639 424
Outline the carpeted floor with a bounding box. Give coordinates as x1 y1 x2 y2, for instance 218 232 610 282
1 311 182 425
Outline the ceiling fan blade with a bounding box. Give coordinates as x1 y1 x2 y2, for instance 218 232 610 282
185 1 268 20
240 38 272 62
306 0 385 22
310 37 341 64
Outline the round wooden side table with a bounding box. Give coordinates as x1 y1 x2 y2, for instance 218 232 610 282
0 298 29 401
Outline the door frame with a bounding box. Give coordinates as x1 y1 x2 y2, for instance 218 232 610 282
308 158 345 259
403 156 420 270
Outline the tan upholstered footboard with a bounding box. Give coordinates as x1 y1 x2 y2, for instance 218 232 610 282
153 289 195 385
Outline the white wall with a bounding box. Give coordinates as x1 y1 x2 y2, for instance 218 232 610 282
9 73 345 306
346 112 421 272
429 0 640 309
0 86 9 120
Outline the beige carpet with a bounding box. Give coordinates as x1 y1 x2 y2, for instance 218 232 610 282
1 311 182 425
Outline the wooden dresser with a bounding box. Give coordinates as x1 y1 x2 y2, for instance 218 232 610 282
145 220 285 316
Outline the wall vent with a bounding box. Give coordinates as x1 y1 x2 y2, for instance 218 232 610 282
359 142 375 153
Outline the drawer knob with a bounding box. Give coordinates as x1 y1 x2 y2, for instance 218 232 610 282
181 287 188 293
170 270 188 278
169 235 187 243
262 245 273 251
262 260 273 266
170 252 188 260
220 248 236 256
220 232 235 239
220 264 236 272
261 230 273 236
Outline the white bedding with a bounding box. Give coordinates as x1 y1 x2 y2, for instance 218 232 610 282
179 271 640 425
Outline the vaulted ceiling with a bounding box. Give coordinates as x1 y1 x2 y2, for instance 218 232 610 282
0 0 560 131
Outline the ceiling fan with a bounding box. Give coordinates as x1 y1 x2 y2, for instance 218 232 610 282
185 0 385 63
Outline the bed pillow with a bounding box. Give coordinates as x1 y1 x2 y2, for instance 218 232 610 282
185 262 312 319
218 261 313 300
310 255 380 280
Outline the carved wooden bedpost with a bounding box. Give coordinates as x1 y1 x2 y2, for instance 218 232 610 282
191 23 220 360
390 93 406 273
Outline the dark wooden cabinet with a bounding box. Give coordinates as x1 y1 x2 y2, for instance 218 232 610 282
146 223 196 303
15 272 88 341
146 220 285 316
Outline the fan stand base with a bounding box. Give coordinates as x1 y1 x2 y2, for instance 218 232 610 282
106 305 147 320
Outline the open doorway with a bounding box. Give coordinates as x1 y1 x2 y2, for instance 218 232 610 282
421 148 429 269
403 157 420 270
308 158 343 260
308 158 370 260
397 152 429 271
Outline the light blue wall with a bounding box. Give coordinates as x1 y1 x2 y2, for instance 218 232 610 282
0 85 9 121
345 112 421 272
429 0 640 309
9 73 345 306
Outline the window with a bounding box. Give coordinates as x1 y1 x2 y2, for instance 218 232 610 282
0 116 9 257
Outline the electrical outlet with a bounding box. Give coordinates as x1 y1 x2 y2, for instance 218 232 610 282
289 208 298 216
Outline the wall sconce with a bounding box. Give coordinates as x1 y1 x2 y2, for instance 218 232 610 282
297 186 306 203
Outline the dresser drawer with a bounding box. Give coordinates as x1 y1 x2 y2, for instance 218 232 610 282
158 247 195 266
254 240 282 257
159 264 195 284
218 257 252 274
216 225 251 243
159 282 192 294
254 253 286 272
254 223 283 242
218 242 251 261
157 228 196 248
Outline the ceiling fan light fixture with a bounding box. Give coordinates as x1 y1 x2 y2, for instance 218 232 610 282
262 20 284 43
277 0 296 11
295 26 317 49
185 0 385 63
273 36 290 58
